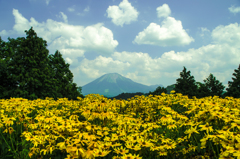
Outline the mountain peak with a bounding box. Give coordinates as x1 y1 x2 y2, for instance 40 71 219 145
98 73 128 83
82 73 164 97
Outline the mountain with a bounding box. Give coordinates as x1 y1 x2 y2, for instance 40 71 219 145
82 73 164 98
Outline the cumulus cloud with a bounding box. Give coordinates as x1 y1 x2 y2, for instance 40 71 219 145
2 7 240 91
228 5 240 14
79 40 239 90
199 27 211 37
106 0 139 27
79 56 131 78
78 21 240 89
156 4 171 18
1 9 118 68
46 22 119 55
56 12 68 23
211 23 240 48
133 17 194 46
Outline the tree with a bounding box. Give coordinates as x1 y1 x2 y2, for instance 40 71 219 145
0 27 59 100
194 81 211 99
194 74 225 99
145 86 167 97
0 27 84 101
201 73 225 98
77 86 85 99
174 66 198 99
223 64 240 99
47 50 82 100
0 37 20 99
0 36 31 99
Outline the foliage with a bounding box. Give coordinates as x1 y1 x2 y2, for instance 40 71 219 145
0 27 84 101
106 92 146 100
173 66 199 99
144 86 167 97
223 64 240 99
159 66 240 100
46 50 84 100
194 73 225 99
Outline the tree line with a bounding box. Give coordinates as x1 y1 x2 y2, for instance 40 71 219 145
144 66 240 100
1 27 239 102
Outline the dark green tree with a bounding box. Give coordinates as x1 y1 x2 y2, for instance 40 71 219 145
0 36 31 99
174 66 198 99
200 73 225 98
77 86 85 99
145 86 167 97
0 37 21 99
0 27 59 101
194 81 211 99
0 27 84 101
223 64 240 99
107 92 146 100
47 50 84 100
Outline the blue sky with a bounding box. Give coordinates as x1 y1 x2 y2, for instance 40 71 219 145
1 0 240 92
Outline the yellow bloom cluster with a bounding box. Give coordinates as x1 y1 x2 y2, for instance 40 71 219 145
0 92 240 159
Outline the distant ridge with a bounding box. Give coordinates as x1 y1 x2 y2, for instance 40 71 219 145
82 73 164 98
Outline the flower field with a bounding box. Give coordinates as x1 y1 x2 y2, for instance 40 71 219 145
0 91 240 159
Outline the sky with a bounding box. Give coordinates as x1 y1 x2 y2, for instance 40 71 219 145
1 0 240 92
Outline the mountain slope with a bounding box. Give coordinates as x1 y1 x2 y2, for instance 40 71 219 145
82 73 164 98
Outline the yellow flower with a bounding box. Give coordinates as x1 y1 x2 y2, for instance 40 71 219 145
167 124 177 130
184 125 199 139
8 127 15 134
170 90 176 94
199 123 214 134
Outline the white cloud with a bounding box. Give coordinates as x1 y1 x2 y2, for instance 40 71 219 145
76 6 90 16
1 9 118 67
45 0 50 5
68 7 75 12
199 27 210 37
79 21 240 89
229 5 240 14
79 56 131 78
84 6 90 12
12 9 31 31
56 12 68 23
106 0 139 27
211 23 240 48
133 17 194 46
2 8 240 92
80 40 239 90
156 4 171 18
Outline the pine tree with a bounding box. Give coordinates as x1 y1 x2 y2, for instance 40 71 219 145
195 81 211 99
201 73 225 98
174 66 198 99
223 64 240 99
